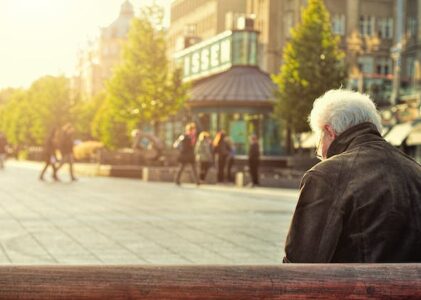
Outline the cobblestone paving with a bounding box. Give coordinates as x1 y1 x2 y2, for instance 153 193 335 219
0 162 298 265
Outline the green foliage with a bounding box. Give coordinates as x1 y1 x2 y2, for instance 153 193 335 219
0 88 19 106
0 90 36 146
91 97 130 149
72 92 105 140
27 76 74 144
0 76 74 148
94 4 187 148
272 0 346 135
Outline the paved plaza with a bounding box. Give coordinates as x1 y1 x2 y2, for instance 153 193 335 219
0 161 299 265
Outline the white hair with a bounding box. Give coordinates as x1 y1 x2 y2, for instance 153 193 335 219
309 89 382 136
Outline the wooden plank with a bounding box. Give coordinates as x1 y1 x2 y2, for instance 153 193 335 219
0 264 419 299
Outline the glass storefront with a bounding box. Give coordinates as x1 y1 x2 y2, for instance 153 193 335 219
192 110 282 155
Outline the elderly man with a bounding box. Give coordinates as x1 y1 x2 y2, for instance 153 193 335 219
284 89 421 263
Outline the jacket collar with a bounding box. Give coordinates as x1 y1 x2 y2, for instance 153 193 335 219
327 122 382 158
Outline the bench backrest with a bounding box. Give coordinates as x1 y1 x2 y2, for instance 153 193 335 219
0 264 420 299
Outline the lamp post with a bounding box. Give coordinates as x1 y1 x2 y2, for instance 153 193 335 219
346 31 363 91
390 0 405 105
391 42 402 105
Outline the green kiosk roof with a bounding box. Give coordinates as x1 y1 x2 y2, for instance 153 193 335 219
188 66 276 108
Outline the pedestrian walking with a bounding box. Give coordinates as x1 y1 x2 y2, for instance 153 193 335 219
56 123 77 181
213 131 230 183
248 134 260 186
174 123 199 186
195 131 213 182
0 132 8 169
284 89 421 263
225 136 236 182
39 128 59 181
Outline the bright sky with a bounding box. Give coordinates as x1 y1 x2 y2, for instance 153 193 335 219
0 0 171 89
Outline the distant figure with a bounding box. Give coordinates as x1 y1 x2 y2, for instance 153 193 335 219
213 131 229 183
195 131 213 182
174 123 199 186
248 135 260 187
56 123 77 181
131 129 164 162
225 136 235 182
39 128 59 181
0 132 8 169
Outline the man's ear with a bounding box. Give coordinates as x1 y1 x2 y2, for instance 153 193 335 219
324 124 337 140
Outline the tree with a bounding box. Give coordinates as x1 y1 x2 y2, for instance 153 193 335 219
26 76 74 144
97 4 187 148
91 96 130 149
272 0 346 153
72 91 105 141
0 76 74 149
0 89 39 151
0 88 19 106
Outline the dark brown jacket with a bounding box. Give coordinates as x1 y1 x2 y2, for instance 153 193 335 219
284 122 421 263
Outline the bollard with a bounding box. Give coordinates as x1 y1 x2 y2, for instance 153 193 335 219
235 172 244 187
142 167 149 182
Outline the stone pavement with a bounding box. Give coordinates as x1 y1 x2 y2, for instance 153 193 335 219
0 161 299 265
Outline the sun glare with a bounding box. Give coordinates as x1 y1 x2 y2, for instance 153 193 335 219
0 0 170 89
7 0 61 20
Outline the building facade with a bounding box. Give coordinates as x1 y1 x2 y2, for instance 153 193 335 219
400 0 421 101
73 1 134 100
246 0 304 76
167 0 421 156
168 0 247 56
247 0 396 106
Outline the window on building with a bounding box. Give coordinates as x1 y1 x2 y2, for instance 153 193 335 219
332 14 345 36
184 24 197 36
406 56 415 78
407 17 417 37
360 15 375 36
358 56 374 74
378 18 393 39
375 57 392 75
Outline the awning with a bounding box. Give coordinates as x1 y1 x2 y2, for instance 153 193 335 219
384 122 414 146
407 123 421 146
189 66 276 107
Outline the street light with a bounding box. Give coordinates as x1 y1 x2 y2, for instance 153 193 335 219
346 31 363 91
390 42 402 105
390 0 405 106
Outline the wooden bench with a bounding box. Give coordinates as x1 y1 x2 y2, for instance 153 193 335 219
0 264 420 299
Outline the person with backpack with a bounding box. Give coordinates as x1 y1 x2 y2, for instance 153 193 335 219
195 131 213 182
173 123 199 186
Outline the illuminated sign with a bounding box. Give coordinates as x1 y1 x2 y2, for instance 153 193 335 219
174 30 258 82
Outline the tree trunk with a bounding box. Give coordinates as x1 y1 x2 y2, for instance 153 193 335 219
286 125 293 155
